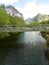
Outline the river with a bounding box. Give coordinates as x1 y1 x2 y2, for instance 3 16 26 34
0 31 49 65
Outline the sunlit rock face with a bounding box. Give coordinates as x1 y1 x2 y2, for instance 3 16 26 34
32 13 49 22
25 13 49 23
6 5 23 18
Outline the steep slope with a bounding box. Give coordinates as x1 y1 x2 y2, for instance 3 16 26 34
25 13 49 24
32 13 49 22
6 5 23 18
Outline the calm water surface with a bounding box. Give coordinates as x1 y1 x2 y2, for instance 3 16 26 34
0 31 49 65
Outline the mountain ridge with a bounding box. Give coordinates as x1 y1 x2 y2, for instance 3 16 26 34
6 5 23 18
25 13 49 24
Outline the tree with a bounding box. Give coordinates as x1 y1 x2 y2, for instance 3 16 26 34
0 4 5 10
40 20 49 24
0 6 11 25
10 16 25 26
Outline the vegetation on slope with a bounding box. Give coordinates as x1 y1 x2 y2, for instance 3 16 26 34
0 5 25 38
10 16 25 26
30 20 49 26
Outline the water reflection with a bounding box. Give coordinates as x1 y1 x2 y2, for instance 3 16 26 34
18 31 46 44
0 31 49 65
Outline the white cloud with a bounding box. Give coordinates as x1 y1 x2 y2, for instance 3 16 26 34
0 0 19 5
33 0 36 2
0 0 49 19
16 2 49 19
6 0 48 19
38 5 49 14
23 2 38 19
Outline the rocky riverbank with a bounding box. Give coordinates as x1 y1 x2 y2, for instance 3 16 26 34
41 31 49 46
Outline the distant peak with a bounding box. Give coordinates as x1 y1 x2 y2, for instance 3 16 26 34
37 13 41 15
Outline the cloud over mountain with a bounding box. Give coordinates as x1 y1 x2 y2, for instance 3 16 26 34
16 1 49 19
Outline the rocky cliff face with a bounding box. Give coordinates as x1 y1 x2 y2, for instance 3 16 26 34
25 13 49 23
6 5 23 18
32 13 49 22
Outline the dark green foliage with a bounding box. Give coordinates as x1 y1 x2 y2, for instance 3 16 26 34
0 4 5 10
40 20 49 24
30 20 49 26
30 22 40 26
10 16 25 26
0 6 11 25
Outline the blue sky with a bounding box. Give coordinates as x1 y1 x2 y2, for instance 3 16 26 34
13 0 49 7
36 0 49 4
13 0 33 7
14 0 49 7
0 0 49 19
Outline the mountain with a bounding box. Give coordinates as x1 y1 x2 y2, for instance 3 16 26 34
6 5 23 18
32 13 49 22
25 18 32 24
25 13 49 24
